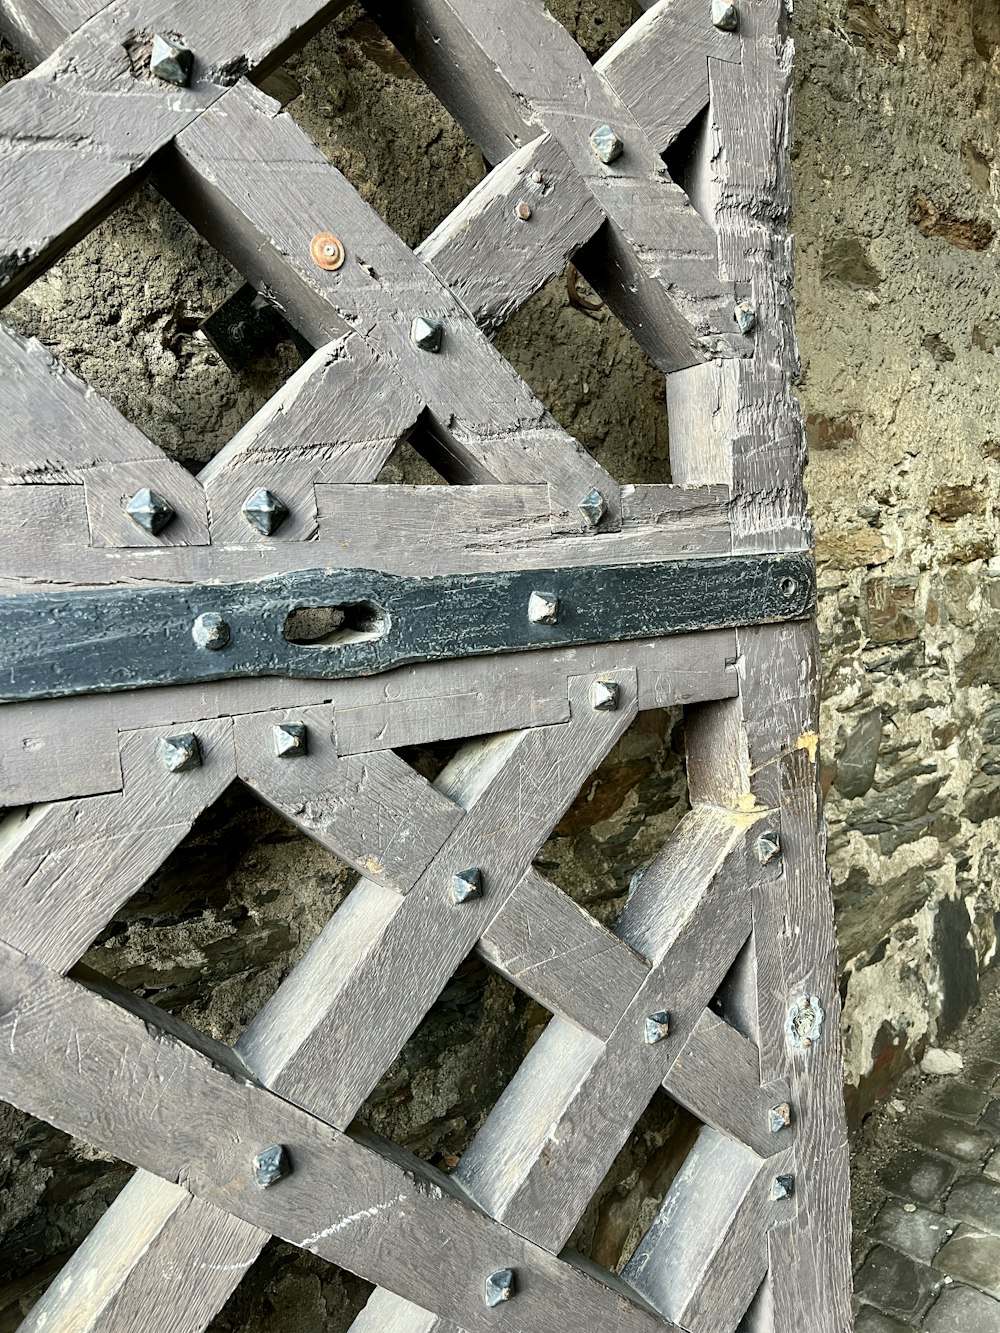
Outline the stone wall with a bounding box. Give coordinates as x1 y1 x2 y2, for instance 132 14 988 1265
1 0 999 1326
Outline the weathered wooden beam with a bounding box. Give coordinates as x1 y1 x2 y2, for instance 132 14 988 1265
0 939 681 1333
0 0 104 65
165 81 621 530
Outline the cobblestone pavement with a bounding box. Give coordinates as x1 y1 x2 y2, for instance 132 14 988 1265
852 975 1000 1331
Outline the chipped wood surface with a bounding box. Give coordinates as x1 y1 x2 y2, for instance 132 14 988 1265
0 1 849 1330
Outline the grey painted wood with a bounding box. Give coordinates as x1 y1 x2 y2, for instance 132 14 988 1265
0 717 236 971
477 868 650 1038
0 0 105 65
0 940 681 1333
168 82 621 531
235 671 637 1130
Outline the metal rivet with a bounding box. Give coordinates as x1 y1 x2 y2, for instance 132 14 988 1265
253 1144 292 1188
161 733 201 773
771 1174 795 1201
578 487 608 527
528 591 559 625
191 612 230 652
644 1011 671 1045
242 488 289 537
485 1270 515 1307
590 679 621 712
151 34 193 86
274 722 308 759
756 831 781 865
769 1103 792 1134
411 317 444 353
452 867 483 905
735 301 756 334
515 201 532 221
531 170 544 184
125 488 174 536
310 232 346 271
589 123 624 165
712 0 739 32
787 995 825 1049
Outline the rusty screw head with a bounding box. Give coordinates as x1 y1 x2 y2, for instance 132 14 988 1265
311 233 346 271
515 201 532 221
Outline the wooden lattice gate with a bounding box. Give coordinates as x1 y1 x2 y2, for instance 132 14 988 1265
0 1 852 1330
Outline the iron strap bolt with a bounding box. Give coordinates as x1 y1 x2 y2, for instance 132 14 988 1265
273 722 308 758
771 1174 795 1201
769 1103 792 1134
125 488 174 536
527 591 559 626
644 1012 671 1045
191 612 230 652
578 487 608 527
310 232 346 272
160 733 201 773
590 123 624 164
485 1270 516 1307
590 679 621 712
253 1144 292 1187
242 488 289 537
756 831 781 865
150 34 193 86
452 867 483 905
410 317 444 353
712 1 740 32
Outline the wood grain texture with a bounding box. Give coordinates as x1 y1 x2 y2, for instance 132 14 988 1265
167 81 621 530
0 941 682 1333
0 718 235 971
0 0 106 64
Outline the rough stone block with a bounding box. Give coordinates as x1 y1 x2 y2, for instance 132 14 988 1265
981 1099 1000 1134
853 1246 942 1322
909 1112 994 1165
880 1148 960 1207
863 578 921 644
854 1305 917 1332
936 1226 1000 1298
872 1200 955 1262
924 1283 1000 1333
927 1082 990 1123
946 1177 1000 1235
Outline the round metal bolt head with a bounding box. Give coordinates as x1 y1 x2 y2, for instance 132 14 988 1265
411 316 444 353
310 232 346 271
771 1174 795 1201
515 200 532 220
161 733 201 773
590 123 624 165
452 867 483 905
644 1011 671 1045
242 488 289 537
528 590 559 626
191 612 230 652
756 831 781 865
712 0 739 32
253 1144 292 1188
590 679 621 712
769 1103 792 1134
531 170 544 184
578 487 608 527
485 1270 515 1307
125 488 174 536
151 34 194 86
735 301 757 334
274 722 308 758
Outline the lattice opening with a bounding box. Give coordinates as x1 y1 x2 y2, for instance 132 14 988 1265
543 0 638 63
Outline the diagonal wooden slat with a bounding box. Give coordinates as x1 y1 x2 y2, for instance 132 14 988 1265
165 81 621 530
0 939 683 1333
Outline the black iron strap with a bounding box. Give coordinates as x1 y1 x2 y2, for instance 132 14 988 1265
0 553 815 702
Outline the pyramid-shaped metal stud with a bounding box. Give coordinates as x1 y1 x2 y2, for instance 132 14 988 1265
125 488 174 536
273 722 308 759
769 1103 792 1134
578 487 607 527
410 316 444 353
452 867 483 905
712 0 739 32
242 488 289 536
589 123 624 165
527 591 559 626
485 1269 515 1307
757 830 781 865
150 34 194 86
191 612 230 652
735 300 757 335
160 733 201 773
590 679 621 712
771 1174 795 1201
644 1011 671 1045
253 1144 292 1188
